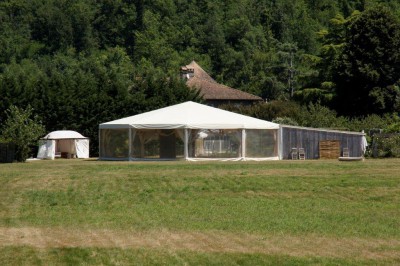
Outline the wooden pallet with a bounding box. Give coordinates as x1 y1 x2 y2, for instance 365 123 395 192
319 140 340 159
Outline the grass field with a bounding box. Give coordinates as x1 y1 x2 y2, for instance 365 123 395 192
0 159 399 265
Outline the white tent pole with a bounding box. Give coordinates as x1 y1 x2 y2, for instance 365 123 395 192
241 129 246 161
278 126 283 160
277 125 283 160
184 128 189 160
51 140 56 160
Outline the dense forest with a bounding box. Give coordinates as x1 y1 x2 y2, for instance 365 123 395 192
0 0 399 156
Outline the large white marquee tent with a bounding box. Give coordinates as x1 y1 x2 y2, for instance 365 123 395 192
99 101 280 161
37 130 90 160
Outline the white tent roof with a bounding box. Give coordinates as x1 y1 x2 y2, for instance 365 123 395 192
41 130 88 140
100 101 279 130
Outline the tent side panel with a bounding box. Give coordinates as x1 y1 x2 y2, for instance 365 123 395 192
99 129 129 160
37 140 55 160
187 129 242 159
245 129 278 158
75 139 89 158
130 129 185 160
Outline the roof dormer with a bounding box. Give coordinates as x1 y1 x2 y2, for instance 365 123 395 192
180 66 195 80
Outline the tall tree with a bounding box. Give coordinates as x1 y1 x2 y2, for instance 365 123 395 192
333 5 400 115
93 0 137 55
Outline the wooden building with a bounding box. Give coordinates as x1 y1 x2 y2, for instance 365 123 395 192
0 142 15 163
279 125 366 160
181 61 263 107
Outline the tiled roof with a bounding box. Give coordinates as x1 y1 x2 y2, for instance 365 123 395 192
182 61 263 101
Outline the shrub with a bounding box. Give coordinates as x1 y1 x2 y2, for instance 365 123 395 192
220 101 302 122
371 134 400 158
272 117 299 126
296 102 349 129
0 106 45 162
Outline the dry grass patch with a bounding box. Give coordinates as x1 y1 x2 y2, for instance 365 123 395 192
0 227 399 260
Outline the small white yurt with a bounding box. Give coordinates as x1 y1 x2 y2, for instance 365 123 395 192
37 130 89 160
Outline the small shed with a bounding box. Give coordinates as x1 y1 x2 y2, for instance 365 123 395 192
37 130 89 160
0 142 15 163
279 125 367 159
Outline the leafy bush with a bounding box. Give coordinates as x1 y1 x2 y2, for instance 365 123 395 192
293 88 334 106
272 117 299 126
296 102 349 129
371 134 400 158
0 106 45 162
220 101 302 122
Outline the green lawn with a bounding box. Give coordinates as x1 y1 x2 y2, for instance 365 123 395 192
0 159 399 265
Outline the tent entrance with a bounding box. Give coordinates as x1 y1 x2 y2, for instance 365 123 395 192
56 139 76 158
160 129 177 159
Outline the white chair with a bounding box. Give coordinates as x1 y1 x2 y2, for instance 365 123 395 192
298 148 305 160
291 148 298 160
343 147 350 157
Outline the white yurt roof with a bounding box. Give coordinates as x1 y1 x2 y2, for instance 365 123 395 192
41 130 87 140
100 101 279 130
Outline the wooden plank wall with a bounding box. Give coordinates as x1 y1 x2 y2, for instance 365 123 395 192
281 127 364 159
0 142 15 163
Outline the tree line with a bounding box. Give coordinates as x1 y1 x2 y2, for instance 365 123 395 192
0 0 399 157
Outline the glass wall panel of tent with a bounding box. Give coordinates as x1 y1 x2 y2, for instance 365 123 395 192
188 129 278 159
99 128 278 160
100 128 184 160
131 129 184 159
245 129 278 158
188 129 242 158
100 129 129 159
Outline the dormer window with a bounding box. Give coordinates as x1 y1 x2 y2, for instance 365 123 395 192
180 67 194 80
